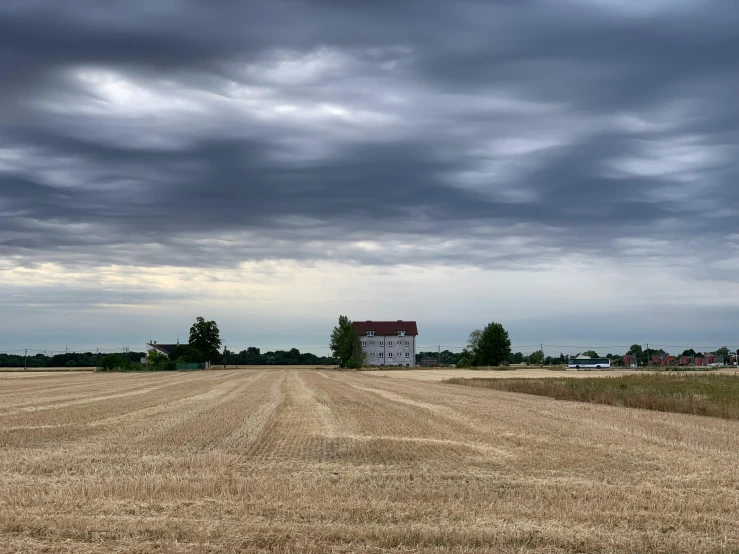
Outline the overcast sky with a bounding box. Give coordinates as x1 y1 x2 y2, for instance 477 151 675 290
2 0 738 355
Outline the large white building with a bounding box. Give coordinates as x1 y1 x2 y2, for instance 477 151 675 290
352 320 418 367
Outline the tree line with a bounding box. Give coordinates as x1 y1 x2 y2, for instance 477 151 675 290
0 351 145 368
223 347 337 366
415 349 566 366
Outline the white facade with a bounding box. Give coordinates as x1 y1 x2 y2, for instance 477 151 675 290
360 332 416 367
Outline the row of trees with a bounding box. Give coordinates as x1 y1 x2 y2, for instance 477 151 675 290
415 349 570 366
224 347 336 365
0 351 146 368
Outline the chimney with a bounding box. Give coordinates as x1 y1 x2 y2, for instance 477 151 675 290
177 339 180 345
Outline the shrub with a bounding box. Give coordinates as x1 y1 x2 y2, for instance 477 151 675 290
147 350 175 371
456 356 472 368
97 354 124 371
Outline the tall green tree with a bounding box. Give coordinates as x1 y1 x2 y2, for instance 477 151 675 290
475 322 512 366
189 316 222 363
627 344 644 365
583 350 599 358
529 349 545 365
716 346 730 358
329 315 364 369
170 344 204 363
468 329 483 354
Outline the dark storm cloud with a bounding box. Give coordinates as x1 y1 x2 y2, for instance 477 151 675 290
1 0 738 270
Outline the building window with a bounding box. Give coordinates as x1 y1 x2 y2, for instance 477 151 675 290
398 331 406 336
388 352 393 358
405 352 410 358
379 352 384 358
366 331 375 337
388 341 393 347
379 341 384 347
362 341 367 347
405 341 410 346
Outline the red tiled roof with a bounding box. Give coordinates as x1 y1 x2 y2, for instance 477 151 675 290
352 320 418 336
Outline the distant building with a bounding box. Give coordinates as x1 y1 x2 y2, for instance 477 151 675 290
623 355 638 367
353 320 418 367
146 341 180 358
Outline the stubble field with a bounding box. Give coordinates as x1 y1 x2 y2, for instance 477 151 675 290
1 368 738 553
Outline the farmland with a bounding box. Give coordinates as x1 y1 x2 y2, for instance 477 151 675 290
446 373 739 420
1 369 739 553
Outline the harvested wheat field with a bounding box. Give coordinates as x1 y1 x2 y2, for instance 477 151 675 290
1 369 738 553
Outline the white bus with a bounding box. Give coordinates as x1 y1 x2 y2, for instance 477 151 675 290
567 357 611 370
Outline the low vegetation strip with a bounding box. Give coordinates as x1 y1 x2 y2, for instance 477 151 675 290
444 374 739 420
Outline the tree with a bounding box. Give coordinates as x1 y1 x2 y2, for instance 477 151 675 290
627 344 644 365
189 316 222 363
716 346 730 358
170 344 204 363
468 329 483 355
98 354 124 371
583 350 599 358
329 315 365 369
475 322 512 366
681 349 696 357
147 349 174 371
529 349 544 365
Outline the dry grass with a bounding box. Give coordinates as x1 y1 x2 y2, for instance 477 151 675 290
368 366 739 381
445 374 739 420
1 368 738 553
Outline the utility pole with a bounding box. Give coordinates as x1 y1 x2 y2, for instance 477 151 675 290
125 346 129 366
224 345 227 369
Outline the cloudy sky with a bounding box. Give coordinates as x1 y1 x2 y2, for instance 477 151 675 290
1 0 738 355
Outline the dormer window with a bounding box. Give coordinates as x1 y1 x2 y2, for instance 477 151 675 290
366 330 375 336
397 330 406 336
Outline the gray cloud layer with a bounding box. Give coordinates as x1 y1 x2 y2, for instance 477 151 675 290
2 0 739 270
